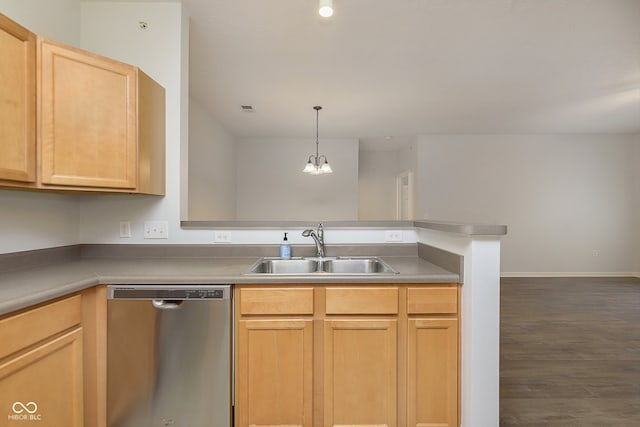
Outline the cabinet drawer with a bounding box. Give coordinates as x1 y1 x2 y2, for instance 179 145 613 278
239 288 314 315
0 294 82 360
407 287 458 314
325 287 398 314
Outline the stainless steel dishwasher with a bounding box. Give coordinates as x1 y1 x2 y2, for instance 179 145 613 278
107 285 232 427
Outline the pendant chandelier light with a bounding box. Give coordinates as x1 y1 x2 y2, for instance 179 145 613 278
303 106 333 175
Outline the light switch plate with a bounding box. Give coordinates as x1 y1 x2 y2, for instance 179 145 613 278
144 221 169 239
119 221 132 238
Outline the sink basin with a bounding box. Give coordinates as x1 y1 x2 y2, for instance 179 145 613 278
321 258 397 274
246 258 319 274
244 257 398 275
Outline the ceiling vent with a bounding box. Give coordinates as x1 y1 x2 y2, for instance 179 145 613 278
240 105 254 112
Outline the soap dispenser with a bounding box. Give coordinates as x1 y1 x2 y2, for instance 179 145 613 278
280 232 291 259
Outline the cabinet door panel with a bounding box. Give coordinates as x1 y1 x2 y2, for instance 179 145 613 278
324 319 397 427
0 14 36 183
407 319 458 427
237 319 313 427
0 328 84 427
40 40 137 189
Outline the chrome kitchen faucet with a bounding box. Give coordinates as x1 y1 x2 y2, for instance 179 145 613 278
302 223 325 258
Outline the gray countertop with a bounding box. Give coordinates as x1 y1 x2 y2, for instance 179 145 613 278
0 254 458 316
0 219 502 316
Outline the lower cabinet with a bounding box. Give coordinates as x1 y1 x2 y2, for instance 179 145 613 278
408 318 458 427
235 284 460 427
0 328 84 426
236 319 313 427
323 319 398 427
407 287 459 427
0 286 107 427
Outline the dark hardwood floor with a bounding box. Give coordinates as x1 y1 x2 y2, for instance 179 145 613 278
500 277 640 426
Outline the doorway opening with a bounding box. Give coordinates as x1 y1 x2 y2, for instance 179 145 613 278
396 170 414 220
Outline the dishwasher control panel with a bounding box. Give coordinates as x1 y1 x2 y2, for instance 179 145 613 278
107 285 231 300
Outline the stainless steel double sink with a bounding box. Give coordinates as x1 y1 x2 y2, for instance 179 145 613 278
245 256 399 275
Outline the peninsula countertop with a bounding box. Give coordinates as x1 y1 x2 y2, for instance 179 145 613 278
0 244 460 316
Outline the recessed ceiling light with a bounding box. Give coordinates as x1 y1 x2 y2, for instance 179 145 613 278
319 0 334 17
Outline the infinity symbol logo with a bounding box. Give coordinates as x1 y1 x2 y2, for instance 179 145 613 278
12 401 38 414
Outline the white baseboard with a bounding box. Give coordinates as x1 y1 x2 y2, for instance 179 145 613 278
501 272 638 278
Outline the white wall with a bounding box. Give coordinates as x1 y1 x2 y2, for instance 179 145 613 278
0 0 80 45
188 97 237 220
398 140 419 220
0 1 81 254
416 134 637 275
235 138 359 221
397 140 418 177
2 2 637 268
358 149 400 220
634 135 640 275
77 2 192 244
0 2 401 253
178 3 190 221
0 191 79 254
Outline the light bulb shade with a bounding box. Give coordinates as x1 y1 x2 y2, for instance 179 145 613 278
320 160 333 173
319 0 334 17
303 160 316 173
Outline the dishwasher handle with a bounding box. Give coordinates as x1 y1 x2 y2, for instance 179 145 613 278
152 299 185 310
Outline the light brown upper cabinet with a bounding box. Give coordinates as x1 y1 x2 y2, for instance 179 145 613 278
0 14 36 185
0 13 165 194
39 39 165 193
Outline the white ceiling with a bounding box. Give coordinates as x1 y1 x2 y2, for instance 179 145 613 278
98 0 640 139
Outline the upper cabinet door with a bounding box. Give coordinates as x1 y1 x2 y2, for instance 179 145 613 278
0 14 36 183
39 39 137 189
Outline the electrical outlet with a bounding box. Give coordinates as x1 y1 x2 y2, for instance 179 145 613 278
214 231 232 243
385 230 403 242
119 221 131 238
144 221 169 239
